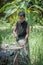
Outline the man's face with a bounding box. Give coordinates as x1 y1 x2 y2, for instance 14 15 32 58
19 16 25 23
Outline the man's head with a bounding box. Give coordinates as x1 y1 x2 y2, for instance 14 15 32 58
18 11 25 23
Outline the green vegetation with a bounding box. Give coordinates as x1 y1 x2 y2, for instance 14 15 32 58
0 0 43 65
29 27 43 65
0 0 43 26
0 25 43 65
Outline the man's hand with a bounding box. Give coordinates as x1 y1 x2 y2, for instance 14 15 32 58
15 34 18 38
25 34 28 40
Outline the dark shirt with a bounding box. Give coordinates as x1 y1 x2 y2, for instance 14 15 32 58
16 21 28 41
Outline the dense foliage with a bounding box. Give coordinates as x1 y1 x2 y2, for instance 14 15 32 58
0 0 43 65
0 0 43 26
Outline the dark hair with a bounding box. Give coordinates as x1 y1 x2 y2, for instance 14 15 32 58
18 11 25 17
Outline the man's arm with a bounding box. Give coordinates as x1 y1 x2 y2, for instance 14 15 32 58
13 23 17 38
25 24 29 40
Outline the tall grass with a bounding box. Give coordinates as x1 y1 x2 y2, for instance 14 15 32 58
0 27 43 65
29 27 43 65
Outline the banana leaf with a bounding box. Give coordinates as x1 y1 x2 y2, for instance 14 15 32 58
5 7 18 18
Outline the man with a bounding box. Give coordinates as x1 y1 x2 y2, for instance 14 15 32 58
13 11 30 64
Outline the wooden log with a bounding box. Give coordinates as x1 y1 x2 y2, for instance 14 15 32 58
13 52 19 65
1 43 23 65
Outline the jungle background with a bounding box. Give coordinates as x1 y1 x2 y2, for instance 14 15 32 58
0 0 43 65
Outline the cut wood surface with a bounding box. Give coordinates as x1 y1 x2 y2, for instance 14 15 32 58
1 43 23 50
